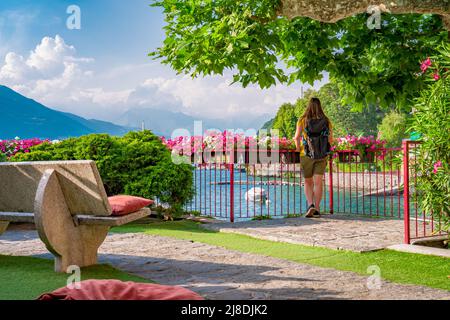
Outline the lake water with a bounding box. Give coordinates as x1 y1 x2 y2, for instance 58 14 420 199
187 168 404 222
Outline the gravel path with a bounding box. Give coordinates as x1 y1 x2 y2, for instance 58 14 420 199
203 215 405 252
1 229 449 300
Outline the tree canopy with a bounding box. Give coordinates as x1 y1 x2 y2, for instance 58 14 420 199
151 0 449 111
267 82 385 139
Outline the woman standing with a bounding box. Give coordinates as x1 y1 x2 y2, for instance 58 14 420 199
294 98 333 218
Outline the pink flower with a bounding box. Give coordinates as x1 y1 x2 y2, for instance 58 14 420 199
433 161 442 174
420 57 432 73
433 72 440 81
0 138 48 158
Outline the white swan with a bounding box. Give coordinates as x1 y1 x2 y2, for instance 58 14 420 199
245 187 270 205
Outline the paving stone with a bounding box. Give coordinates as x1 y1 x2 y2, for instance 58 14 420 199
202 215 406 252
388 244 450 258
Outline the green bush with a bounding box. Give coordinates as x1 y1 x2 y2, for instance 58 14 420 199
11 131 194 215
378 111 408 147
410 44 450 234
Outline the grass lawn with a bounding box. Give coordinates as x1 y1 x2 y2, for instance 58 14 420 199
113 220 450 291
0 255 150 300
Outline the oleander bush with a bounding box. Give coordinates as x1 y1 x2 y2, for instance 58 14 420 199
411 44 450 234
11 131 194 215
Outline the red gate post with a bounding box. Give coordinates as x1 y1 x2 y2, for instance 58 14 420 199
328 156 334 214
402 140 411 244
229 164 235 223
228 139 236 223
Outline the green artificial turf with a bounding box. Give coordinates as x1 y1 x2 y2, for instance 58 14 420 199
0 255 150 300
113 220 450 291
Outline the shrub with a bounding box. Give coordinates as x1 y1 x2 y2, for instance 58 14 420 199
11 131 194 215
410 45 450 234
378 111 409 147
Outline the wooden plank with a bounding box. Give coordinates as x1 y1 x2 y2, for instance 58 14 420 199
75 208 151 227
0 212 34 223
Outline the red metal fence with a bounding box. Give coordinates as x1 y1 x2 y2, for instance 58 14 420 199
187 148 403 220
188 151 318 222
402 140 448 244
331 148 403 217
186 142 447 244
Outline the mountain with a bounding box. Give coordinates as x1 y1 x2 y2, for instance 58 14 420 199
117 108 216 138
0 85 273 140
62 112 133 136
0 85 134 139
260 118 275 130
117 108 272 137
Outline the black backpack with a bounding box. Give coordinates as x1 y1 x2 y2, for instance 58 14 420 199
303 118 331 160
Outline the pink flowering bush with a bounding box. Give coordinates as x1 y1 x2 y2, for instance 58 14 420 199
433 161 443 174
420 47 449 83
331 135 387 161
412 44 450 234
161 131 296 156
0 138 50 160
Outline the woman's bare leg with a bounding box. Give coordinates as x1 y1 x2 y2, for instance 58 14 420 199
313 175 324 211
304 177 314 206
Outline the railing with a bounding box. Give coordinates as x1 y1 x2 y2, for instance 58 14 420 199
187 151 315 222
185 143 447 244
186 148 404 222
403 140 448 244
331 148 403 217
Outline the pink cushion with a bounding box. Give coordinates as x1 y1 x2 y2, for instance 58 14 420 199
108 195 153 216
37 280 204 300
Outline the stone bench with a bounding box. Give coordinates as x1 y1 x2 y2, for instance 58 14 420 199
0 160 152 272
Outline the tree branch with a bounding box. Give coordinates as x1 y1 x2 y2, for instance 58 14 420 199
279 0 450 29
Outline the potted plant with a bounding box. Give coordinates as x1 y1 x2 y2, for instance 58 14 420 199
332 135 386 163
332 136 358 163
162 133 300 164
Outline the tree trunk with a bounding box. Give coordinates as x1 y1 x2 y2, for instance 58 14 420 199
279 0 450 30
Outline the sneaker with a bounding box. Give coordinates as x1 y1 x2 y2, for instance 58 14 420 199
312 209 321 218
305 204 316 218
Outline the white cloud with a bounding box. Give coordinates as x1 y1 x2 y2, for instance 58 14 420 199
0 35 126 116
126 73 326 119
0 52 27 82
26 36 76 73
0 35 91 102
77 88 131 106
0 35 328 123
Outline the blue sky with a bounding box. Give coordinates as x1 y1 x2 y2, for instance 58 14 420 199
0 0 162 65
0 0 327 126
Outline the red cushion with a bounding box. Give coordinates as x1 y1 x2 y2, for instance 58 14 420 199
37 280 204 300
108 195 154 216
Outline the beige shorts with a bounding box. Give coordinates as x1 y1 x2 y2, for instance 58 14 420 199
300 156 328 179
